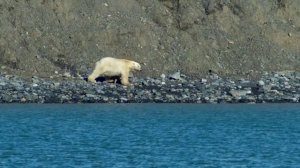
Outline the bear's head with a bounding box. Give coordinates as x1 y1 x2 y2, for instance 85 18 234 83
130 61 141 71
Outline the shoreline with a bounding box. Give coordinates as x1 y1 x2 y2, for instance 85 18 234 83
0 72 299 104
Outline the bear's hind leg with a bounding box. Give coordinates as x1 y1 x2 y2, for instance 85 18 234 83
88 70 102 83
88 73 98 83
88 65 105 83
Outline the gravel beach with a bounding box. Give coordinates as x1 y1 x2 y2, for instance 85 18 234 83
1 71 299 103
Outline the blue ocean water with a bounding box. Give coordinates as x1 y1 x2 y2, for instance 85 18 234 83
0 104 299 167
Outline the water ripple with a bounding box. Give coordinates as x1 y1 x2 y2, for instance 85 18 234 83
0 104 300 167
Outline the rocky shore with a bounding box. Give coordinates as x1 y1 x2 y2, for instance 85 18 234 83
0 71 300 104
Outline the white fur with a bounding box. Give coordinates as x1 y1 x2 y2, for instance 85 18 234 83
88 57 141 85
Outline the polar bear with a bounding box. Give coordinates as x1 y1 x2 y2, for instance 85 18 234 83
88 57 141 86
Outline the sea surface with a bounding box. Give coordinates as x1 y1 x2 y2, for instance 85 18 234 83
0 104 299 167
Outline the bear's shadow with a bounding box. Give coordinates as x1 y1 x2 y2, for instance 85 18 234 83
84 76 121 84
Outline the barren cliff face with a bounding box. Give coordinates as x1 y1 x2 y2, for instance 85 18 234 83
0 0 299 79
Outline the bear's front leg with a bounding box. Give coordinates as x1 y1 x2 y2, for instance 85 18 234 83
120 73 129 86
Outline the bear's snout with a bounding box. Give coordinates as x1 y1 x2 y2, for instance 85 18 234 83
135 64 141 71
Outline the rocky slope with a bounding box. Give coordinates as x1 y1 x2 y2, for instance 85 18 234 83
0 0 300 80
